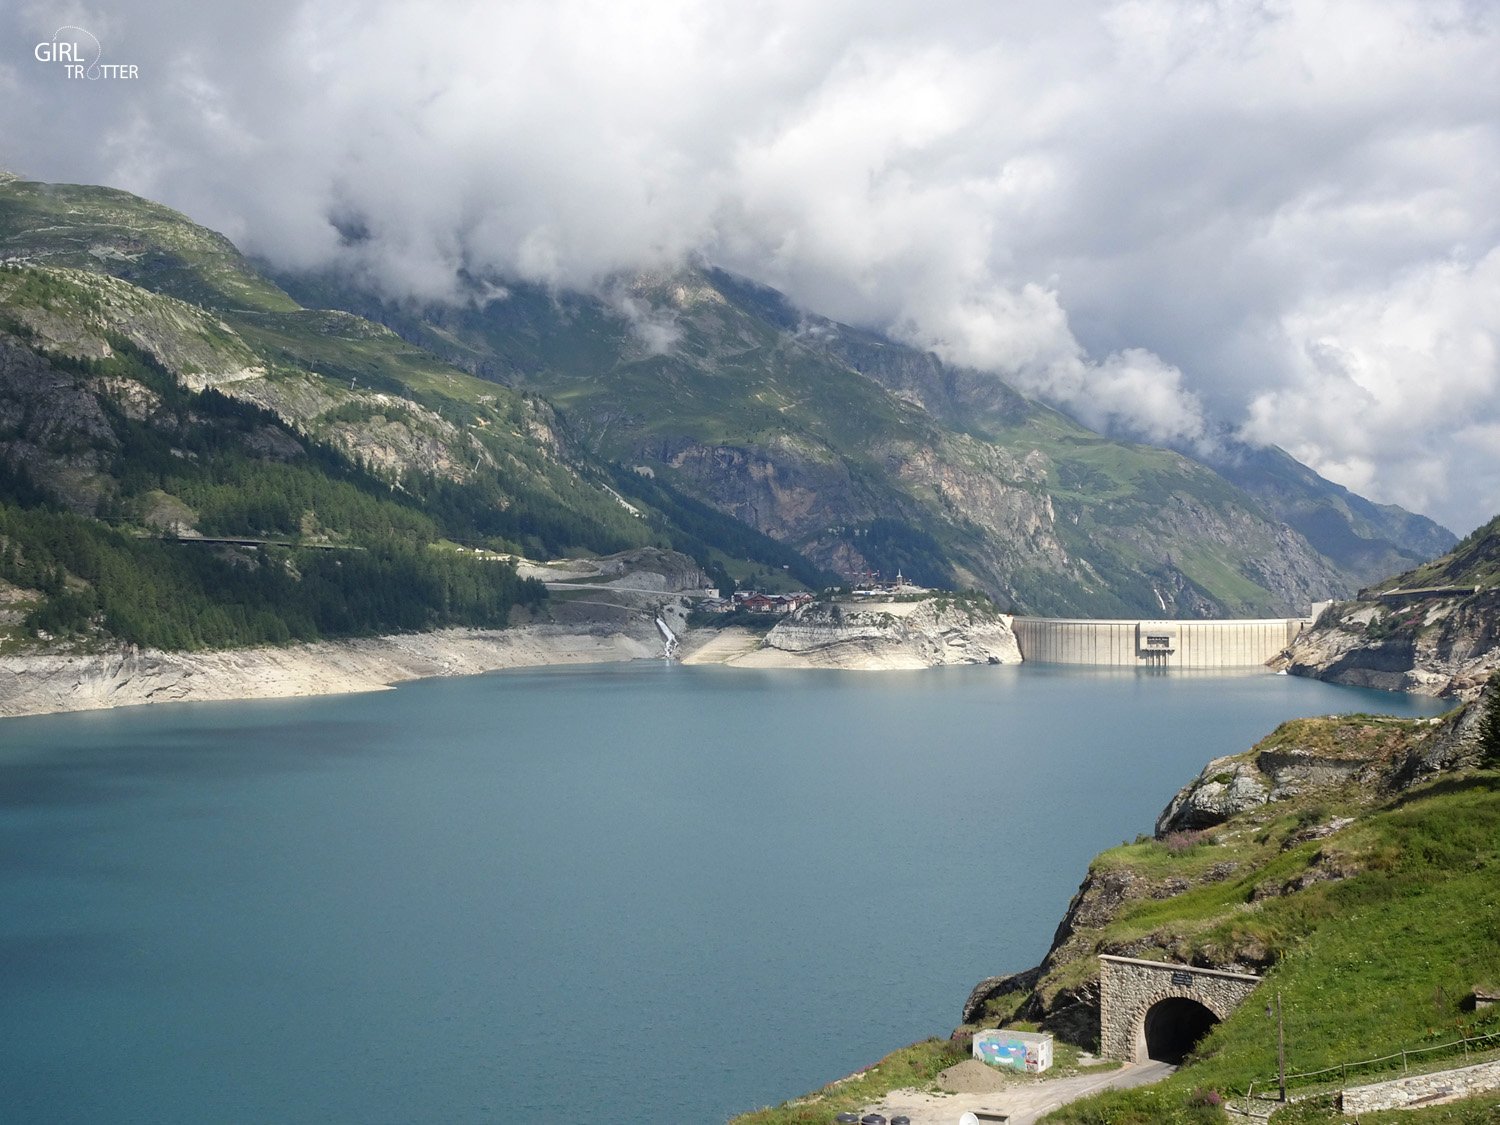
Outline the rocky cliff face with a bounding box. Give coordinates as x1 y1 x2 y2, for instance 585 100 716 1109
1284 513 1500 699
725 597 1021 670
0 336 120 511
665 435 870 545
1284 589 1500 699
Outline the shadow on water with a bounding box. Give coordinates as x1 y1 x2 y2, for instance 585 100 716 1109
0 931 127 987
0 720 393 810
0 822 135 877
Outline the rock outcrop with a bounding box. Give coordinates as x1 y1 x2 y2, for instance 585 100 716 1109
1284 589 1500 699
1283 515 1500 699
723 597 1021 670
1154 756 1271 834
1155 712 1451 836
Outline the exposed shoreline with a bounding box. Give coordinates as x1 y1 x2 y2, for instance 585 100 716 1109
0 623 661 721
0 600 1028 722
3 595 1343 722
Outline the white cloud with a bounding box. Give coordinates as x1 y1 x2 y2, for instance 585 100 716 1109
1242 246 1500 529
2 0 1498 528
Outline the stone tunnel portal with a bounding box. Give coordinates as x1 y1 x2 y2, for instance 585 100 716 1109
1099 954 1263 1063
1141 996 1221 1064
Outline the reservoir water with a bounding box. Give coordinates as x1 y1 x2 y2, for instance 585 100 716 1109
0 662 1450 1123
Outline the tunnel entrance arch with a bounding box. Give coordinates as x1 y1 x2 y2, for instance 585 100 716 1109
1099 955 1262 1062
1141 996 1221 1063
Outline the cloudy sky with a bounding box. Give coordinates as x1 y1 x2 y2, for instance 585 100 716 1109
4 0 1498 532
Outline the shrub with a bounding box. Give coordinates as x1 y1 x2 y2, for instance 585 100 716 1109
1164 829 1209 855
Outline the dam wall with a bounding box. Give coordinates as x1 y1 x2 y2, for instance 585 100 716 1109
1009 616 1309 668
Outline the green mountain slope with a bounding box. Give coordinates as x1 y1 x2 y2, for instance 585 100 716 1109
1378 512 1500 593
0 171 1452 624
1207 442 1455 586
0 177 830 650
0 324 547 649
278 265 1368 617
0 173 297 312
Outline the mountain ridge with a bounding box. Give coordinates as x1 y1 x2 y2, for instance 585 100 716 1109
0 178 831 652
274 257 1449 617
0 172 1458 651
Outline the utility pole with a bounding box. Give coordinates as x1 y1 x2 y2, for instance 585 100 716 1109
1274 990 1287 1101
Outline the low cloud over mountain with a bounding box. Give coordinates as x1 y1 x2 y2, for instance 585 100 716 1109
4 0 1497 530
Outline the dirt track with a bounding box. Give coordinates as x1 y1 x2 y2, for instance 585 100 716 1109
861 1058 1175 1125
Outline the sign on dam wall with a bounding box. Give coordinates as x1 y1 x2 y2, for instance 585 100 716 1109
1007 615 1311 668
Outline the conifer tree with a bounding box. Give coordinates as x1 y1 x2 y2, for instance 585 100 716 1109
1477 671 1500 768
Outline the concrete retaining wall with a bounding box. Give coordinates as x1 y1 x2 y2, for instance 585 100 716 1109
1010 617 1309 668
1341 1058 1500 1113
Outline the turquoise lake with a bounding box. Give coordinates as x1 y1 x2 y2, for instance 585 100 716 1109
0 662 1451 1122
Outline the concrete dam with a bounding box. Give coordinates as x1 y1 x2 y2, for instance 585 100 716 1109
1008 615 1311 668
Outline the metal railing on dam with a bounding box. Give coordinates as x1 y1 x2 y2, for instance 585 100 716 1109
1007 615 1311 668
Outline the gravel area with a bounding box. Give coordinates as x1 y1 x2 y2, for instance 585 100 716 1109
862 1059 1175 1125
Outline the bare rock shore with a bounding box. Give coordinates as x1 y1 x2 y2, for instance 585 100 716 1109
1281 588 1500 699
0 624 658 720
685 598 1021 670
0 594 1024 721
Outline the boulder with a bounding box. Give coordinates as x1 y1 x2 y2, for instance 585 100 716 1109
1155 755 1270 835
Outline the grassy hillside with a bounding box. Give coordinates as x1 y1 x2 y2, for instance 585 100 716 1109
1373 512 1500 594
1032 708 1500 1121
1047 774 1500 1119
0 176 298 312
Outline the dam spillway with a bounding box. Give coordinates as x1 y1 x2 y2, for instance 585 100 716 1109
1008 615 1310 668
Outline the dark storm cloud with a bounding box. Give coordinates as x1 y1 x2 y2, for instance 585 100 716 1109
3 0 1497 529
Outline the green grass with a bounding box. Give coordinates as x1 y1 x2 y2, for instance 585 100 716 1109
1255 713 1439 758
1171 542 1277 613
1042 1083 1228 1124
1272 1090 1500 1123
1045 771 1500 1122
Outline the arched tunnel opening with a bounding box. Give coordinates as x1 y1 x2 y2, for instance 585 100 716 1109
1142 997 1220 1064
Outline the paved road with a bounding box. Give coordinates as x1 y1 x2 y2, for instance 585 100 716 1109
542 582 706 596
864 1059 1176 1125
